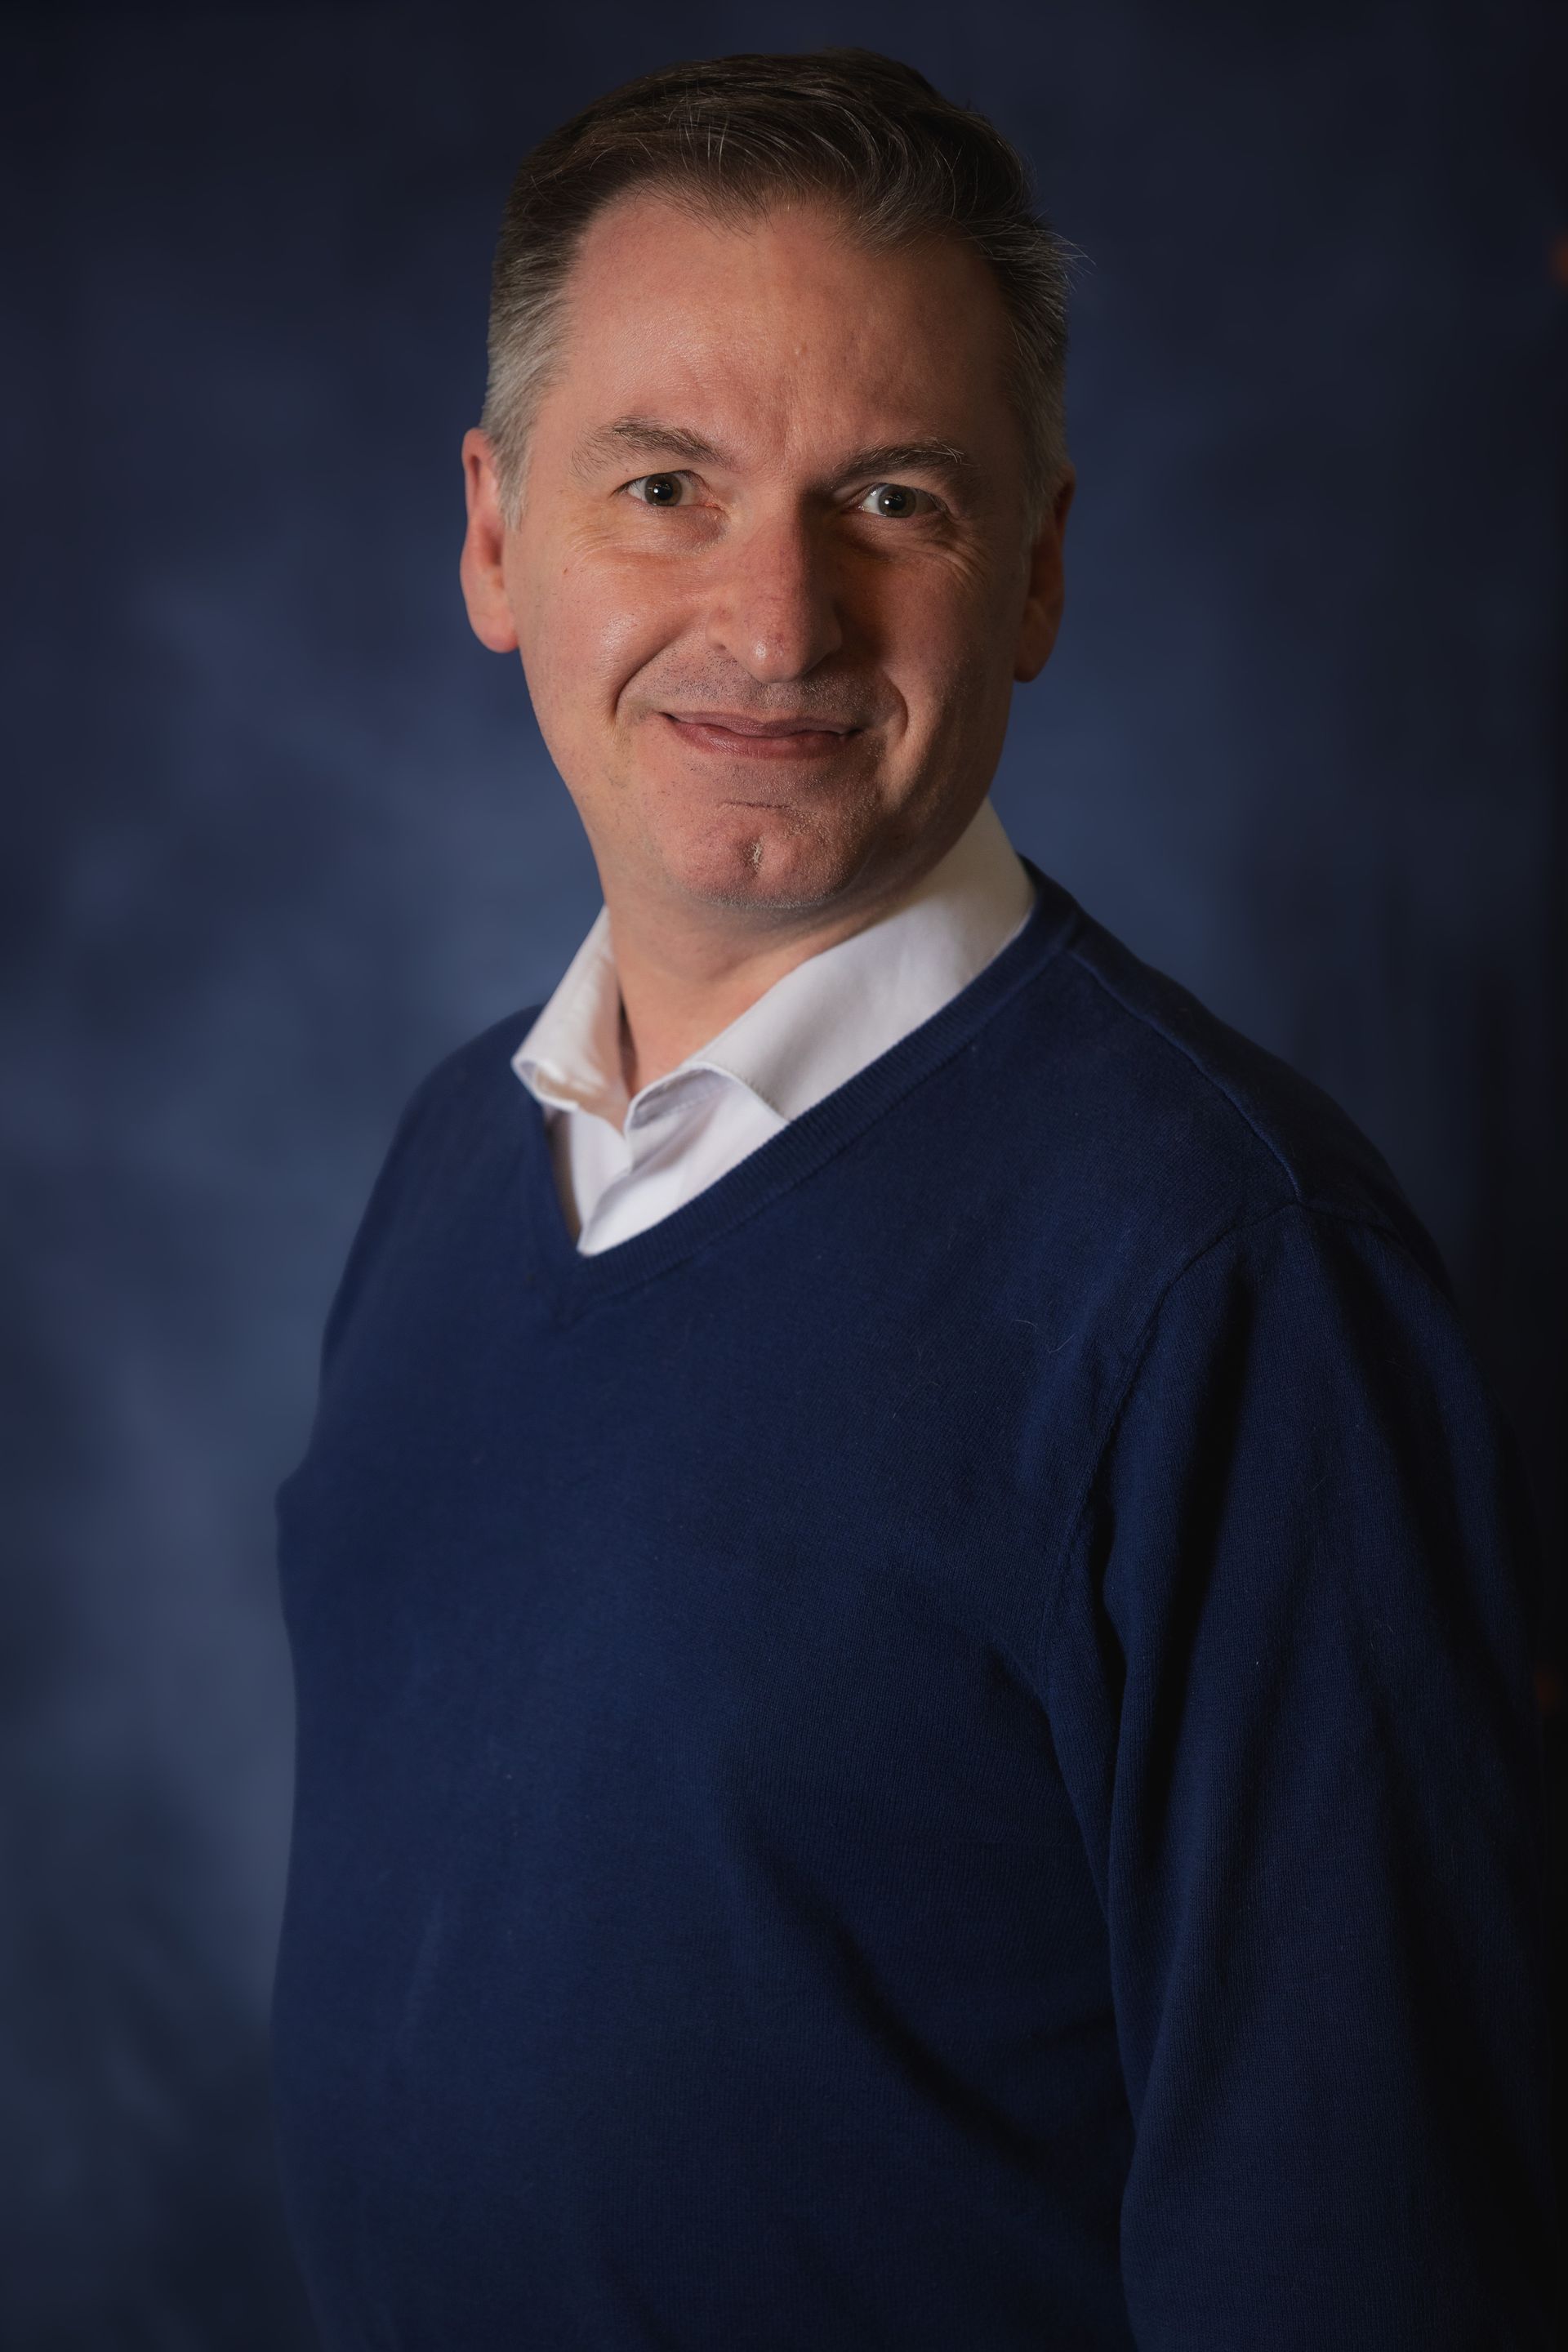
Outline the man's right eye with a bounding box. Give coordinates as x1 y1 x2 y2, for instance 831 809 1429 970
626 473 690 506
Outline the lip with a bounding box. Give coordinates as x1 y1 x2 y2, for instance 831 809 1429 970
659 710 863 758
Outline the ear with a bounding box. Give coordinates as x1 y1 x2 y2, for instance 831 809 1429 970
1013 469 1075 684
459 427 520 653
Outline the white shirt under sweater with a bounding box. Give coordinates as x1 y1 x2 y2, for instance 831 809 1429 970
512 795 1037 1255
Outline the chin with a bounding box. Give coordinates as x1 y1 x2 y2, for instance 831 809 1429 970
653 799 877 916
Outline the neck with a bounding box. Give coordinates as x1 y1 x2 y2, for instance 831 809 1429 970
605 893 881 1097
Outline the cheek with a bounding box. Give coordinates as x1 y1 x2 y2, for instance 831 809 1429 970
875 566 1006 730
515 546 686 728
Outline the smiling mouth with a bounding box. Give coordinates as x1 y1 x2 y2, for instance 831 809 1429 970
660 711 863 757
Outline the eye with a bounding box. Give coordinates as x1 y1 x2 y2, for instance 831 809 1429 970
857 482 939 519
626 472 693 506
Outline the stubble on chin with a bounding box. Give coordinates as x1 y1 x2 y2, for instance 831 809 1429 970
645 788 889 920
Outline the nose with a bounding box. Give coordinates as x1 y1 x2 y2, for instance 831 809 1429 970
704 506 844 683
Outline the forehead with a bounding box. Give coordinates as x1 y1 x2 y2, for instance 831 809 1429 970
541 189 1018 466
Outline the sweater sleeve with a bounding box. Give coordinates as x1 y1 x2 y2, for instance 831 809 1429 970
1035 1201 1557 2350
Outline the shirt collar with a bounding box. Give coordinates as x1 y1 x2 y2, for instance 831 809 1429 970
513 906 630 1126
514 795 1036 1131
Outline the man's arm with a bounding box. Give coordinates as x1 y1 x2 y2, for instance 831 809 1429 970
1036 1201 1557 2350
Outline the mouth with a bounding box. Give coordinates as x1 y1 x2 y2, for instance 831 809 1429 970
659 710 864 760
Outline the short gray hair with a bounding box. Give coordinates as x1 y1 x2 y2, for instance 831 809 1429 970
480 48 1075 532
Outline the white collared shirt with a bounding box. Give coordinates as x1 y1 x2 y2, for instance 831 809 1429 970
513 795 1036 1254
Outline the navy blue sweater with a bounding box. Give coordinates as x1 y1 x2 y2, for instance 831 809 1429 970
271 863 1555 2350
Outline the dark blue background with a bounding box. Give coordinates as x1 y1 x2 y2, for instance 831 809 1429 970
4 3 1563 2339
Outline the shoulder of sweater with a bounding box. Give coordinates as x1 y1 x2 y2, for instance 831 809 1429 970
397 1005 544 1126
1002 886 1450 1294
343 1009 546 1223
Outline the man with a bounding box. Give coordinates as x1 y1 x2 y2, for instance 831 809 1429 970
269 49 1555 2351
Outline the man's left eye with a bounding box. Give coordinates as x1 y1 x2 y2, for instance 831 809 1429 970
858 483 938 519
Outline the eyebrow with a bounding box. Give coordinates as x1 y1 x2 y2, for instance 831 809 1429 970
835 439 975 491
572 417 727 478
572 416 978 494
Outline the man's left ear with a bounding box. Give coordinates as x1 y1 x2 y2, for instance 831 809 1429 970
1013 470 1075 684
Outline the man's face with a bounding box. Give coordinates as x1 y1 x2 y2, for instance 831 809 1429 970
461 190 1071 927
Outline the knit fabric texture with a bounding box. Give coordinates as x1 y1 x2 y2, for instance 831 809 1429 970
271 862 1555 2350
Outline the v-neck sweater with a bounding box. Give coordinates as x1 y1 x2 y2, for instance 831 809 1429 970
270 861 1554 2351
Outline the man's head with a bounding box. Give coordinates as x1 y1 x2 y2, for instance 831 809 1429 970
460 50 1076 933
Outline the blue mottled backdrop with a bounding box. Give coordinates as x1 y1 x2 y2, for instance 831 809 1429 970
3 2 1563 2339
